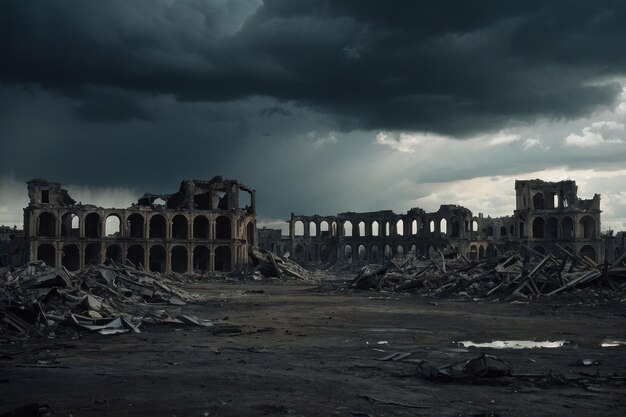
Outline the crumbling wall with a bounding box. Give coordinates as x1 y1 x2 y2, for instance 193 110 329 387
270 179 606 264
514 179 602 261
24 177 257 273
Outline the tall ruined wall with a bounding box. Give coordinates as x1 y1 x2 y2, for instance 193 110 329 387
24 177 256 273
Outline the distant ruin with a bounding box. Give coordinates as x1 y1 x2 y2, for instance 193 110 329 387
23 177 257 273
259 179 619 264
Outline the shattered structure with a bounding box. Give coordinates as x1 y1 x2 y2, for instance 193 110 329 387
0 225 24 267
260 179 612 264
24 177 256 273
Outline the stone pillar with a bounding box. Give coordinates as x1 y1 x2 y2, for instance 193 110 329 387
165 244 171 273
56 211 62 239
188 244 193 274
56 243 62 269
79 212 85 238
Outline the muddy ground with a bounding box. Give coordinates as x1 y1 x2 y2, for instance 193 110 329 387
1 279 625 417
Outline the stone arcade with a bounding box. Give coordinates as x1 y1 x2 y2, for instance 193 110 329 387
24 177 257 273
259 179 609 264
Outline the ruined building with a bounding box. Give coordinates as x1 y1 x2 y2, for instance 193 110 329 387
260 179 610 264
24 177 256 273
0 225 24 267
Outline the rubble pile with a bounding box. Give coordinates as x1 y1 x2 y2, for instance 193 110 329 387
247 247 320 282
328 246 626 300
0 261 222 340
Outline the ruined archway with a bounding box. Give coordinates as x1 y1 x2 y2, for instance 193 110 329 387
61 212 79 237
344 244 353 262
149 245 166 272
105 244 123 264
171 246 188 273
37 244 56 266
396 219 404 236
105 214 121 237
193 215 209 239
579 245 596 261
533 192 545 210
294 220 305 236
343 221 353 237
450 217 460 238
149 215 166 239
127 213 144 238
62 244 80 271
214 246 232 272
215 216 231 239
126 245 145 268
371 221 379 236
579 216 596 238
193 246 209 272
384 244 392 260
320 221 329 237
172 215 188 239
84 243 101 265
295 243 305 262
357 244 367 261
85 213 101 238
37 212 56 237
371 245 379 263
358 221 366 237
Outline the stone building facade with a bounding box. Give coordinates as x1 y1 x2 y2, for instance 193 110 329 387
261 179 610 264
24 177 256 273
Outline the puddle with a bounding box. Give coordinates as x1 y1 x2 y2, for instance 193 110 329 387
458 340 568 349
601 340 626 347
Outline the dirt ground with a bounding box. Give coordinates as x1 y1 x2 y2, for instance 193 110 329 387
1 278 625 417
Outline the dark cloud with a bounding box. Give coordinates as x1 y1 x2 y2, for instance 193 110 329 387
261 107 292 117
2 1 625 135
73 89 154 123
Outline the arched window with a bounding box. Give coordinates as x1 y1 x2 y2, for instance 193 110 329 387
172 215 188 239
215 216 231 239
105 215 121 237
343 221 353 237
371 221 379 236
294 220 304 236
37 212 56 237
396 219 404 236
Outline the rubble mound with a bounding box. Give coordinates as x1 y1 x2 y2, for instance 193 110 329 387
0 261 222 340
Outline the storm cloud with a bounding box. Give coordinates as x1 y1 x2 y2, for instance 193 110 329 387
1 1 626 230
2 0 626 133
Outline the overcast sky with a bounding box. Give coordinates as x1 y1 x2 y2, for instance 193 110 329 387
2 1 626 234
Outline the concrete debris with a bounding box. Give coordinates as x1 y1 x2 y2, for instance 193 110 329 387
416 354 625 389
322 245 626 300
416 354 512 380
0 261 228 340
247 247 319 282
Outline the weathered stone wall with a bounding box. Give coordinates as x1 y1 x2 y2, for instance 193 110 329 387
24 177 256 273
